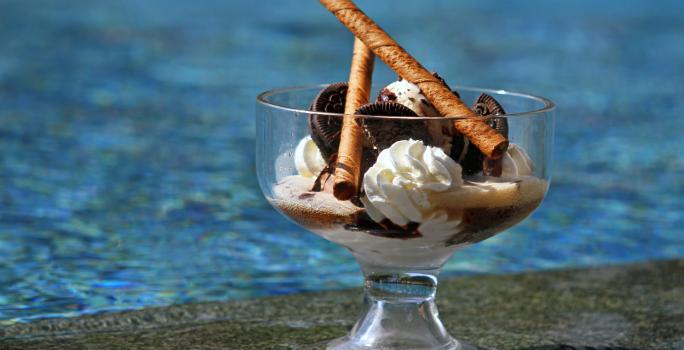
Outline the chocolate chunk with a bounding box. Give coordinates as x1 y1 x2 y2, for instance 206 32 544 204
376 87 397 102
431 71 452 91
311 157 337 193
308 82 348 161
356 102 433 151
482 157 503 177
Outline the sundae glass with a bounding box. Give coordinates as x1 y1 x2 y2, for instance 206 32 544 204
256 82 554 349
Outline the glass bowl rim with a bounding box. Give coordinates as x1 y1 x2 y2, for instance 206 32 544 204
256 83 555 120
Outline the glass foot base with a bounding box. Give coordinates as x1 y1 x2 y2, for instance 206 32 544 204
327 336 479 350
326 273 481 350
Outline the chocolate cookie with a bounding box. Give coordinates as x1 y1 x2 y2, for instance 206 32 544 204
356 102 433 151
308 82 348 161
473 93 508 138
431 71 453 92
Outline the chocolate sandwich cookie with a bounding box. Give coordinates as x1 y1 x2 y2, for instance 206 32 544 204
450 93 508 175
308 82 348 161
357 101 433 151
473 93 508 137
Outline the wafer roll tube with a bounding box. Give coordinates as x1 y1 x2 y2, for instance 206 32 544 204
319 0 508 158
333 38 375 200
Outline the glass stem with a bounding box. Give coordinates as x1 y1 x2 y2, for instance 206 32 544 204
329 270 466 350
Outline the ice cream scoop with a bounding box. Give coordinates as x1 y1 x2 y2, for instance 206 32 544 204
501 143 534 176
377 79 442 118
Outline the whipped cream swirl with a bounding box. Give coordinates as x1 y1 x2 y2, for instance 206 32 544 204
361 139 463 230
294 136 326 178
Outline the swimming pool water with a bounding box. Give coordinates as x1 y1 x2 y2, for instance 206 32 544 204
0 0 683 322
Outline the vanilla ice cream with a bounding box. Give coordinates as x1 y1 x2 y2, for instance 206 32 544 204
501 143 534 176
294 136 326 178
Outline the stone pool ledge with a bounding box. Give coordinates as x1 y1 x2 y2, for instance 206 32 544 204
1 260 682 350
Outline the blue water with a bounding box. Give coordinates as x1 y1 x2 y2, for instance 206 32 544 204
0 0 682 323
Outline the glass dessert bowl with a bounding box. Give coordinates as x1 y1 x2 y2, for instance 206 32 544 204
256 82 554 350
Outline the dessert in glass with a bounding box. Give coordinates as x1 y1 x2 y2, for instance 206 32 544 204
256 1 554 349
257 83 553 349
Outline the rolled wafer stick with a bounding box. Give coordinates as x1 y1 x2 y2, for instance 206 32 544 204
319 0 508 159
333 38 375 200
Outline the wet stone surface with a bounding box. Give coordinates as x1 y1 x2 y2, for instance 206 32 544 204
1 260 682 350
